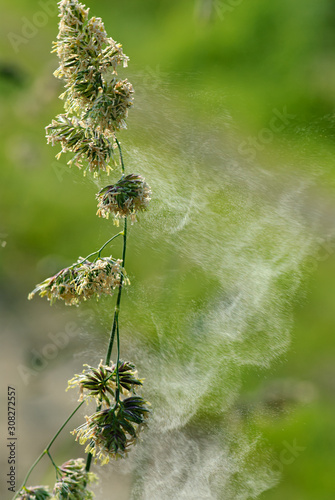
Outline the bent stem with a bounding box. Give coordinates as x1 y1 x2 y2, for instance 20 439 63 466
77 231 124 265
12 401 84 499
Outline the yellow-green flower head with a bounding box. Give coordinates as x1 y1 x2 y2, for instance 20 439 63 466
55 1 128 83
58 0 89 28
97 174 151 223
17 486 51 500
84 78 134 132
53 458 97 500
48 0 133 175
72 397 150 463
28 256 128 306
67 360 143 405
46 115 117 175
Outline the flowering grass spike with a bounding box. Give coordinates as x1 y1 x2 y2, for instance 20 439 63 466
46 0 134 175
15 1 151 498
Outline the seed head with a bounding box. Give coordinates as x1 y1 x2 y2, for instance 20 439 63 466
48 0 134 175
28 256 128 306
97 174 151 223
53 458 97 500
16 486 51 500
72 397 150 463
67 360 143 405
46 115 117 174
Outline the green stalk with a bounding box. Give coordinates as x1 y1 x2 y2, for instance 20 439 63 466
85 140 128 472
115 138 125 174
115 318 121 403
105 217 127 366
46 451 59 475
73 231 124 266
12 401 84 499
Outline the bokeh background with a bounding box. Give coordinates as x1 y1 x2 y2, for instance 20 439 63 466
1 1 335 499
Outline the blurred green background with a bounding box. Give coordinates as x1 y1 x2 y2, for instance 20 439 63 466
1 1 335 499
